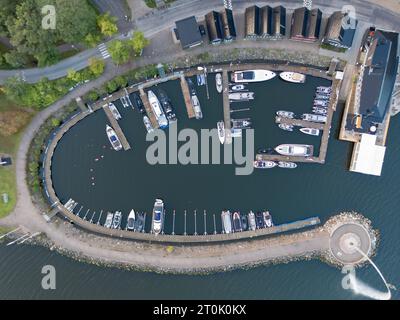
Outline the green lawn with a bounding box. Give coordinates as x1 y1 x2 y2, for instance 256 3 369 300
0 95 33 218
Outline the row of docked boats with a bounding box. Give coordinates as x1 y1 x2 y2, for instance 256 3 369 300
230 70 306 84
216 119 252 144
221 210 273 234
276 110 323 135
144 89 177 133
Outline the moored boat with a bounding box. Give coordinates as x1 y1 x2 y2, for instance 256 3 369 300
112 211 122 229
263 211 273 227
232 211 242 232
231 128 242 138
132 93 145 114
247 211 256 231
278 161 297 169
317 86 332 94
231 118 251 129
106 125 122 151
188 79 203 119
254 160 277 169
231 84 245 91
215 73 223 93
300 127 320 136
108 102 121 120
148 90 168 128
221 210 232 234
231 69 276 83
278 123 294 132
275 144 312 156
279 71 306 83
104 212 113 228
255 211 264 229
241 214 248 231
302 113 327 123
143 115 154 134
158 90 177 122
126 210 136 231
276 111 295 118
134 212 145 232
229 92 254 100
217 121 225 144
152 199 164 235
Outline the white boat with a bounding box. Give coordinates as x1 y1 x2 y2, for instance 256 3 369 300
312 107 327 115
221 210 232 234
247 211 256 231
106 125 122 151
108 103 121 120
314 100 329 107
302 113 327 123
231 69 276 83
148 90 168 128
275 144 312 156
229 92 254 100
126 209 136 231
254 160 277 169
191 95 203 119
263 211 273 227
217 121 225 144
278 123 294 132
317 86 332 94
215 73 222 93
279 72 306 83
143 115 154 133
278 161 297 169
231 128 242 138
231 84 245 91
276 111 294 118
152 199 164 235
231 118 251 129
104 212 113 228
300 127 320 136
112 211 122 229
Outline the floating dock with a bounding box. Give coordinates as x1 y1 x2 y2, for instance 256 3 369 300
139 87 159 129
102 104 131 151
179 75 195 119
275 117 324 130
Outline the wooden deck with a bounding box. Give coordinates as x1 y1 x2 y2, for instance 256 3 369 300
222 70 232 144
179 75 195 119
275 116 325 130
103 104 131 151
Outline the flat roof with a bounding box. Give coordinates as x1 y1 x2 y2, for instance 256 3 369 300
350 134 386 176
175 16 203 49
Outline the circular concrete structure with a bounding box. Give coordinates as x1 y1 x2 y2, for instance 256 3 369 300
329 222 372 265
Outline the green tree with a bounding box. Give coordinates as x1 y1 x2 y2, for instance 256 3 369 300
129 31 150 56
3 51 30 68
97 13 118 37
88 57 105 77
107 40 130 65
85 33 102 48
0 0 19 36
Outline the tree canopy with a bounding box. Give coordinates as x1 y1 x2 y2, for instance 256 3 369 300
129 31 150 56
97 13 118 37
107 40 131 66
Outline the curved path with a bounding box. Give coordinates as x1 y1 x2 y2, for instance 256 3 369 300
0 0 399 84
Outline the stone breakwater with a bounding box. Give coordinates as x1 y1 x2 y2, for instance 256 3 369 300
0 212 378 274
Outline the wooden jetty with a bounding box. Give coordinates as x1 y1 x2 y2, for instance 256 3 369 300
222 70 232 144
103 104 131 151
139 87 159 129
179 75 195 119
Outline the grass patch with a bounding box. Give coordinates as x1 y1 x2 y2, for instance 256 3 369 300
59 49 80 60
0 93 33 218
320 43 347 53
0 225 13 236
144 0 157 8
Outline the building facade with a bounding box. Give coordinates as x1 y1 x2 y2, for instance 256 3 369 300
290 7 322 42
323 11 357 49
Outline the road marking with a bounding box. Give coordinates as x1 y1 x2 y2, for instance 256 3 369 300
98 43 111 60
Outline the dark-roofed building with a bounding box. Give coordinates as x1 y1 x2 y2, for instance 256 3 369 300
290 7 322 42
174 16 203 49
323 11 357 49
205 11 223 44
346 30 399 135
245 5 261 38
245 5 286 39
272 6 286 38
221 8 237 41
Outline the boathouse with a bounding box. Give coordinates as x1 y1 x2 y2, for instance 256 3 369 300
290 7 322 42
245 5 286 39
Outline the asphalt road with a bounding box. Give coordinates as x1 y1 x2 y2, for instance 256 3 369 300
0 0 398 84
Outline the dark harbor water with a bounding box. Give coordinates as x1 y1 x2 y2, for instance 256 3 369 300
1 74 400 299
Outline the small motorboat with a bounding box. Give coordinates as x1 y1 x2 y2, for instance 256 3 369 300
104 212 113 228
278 161 297 169
263 211 273 227
254 160 277 169
232 211 243 232
300 127 320 136
257 148 275 154
229 92 254 100
255 211 264 229
112 211 122 229
276 111 295 118
143 115 154 134
215 73 223 93
247 211 256 231
217 121 225 144
126 210 136 231
278 123 294 132
108 102 121 120
241 214 248 231
231 84 245 91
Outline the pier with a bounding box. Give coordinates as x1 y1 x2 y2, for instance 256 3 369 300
222 70 232 144
275 117 324 130
139 87 159 129
179 75 195 119
102 104 131 151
